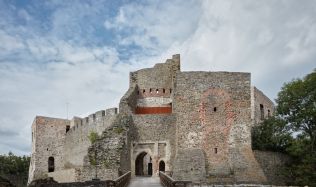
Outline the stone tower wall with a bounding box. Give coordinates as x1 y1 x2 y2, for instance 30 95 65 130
173 72 266 183
28 116 70 183
251 87 275 125
130 114 176 176
129 54 180 90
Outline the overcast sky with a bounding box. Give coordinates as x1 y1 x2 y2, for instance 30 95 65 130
0 0 315 155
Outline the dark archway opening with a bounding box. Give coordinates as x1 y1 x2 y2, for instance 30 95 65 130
159 160 165 172
135 152 152 176
48 157 54 172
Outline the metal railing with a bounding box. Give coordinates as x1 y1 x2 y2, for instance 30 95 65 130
106 171 131 187
159 171 192 187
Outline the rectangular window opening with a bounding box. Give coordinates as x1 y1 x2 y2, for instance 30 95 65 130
66 125 70 133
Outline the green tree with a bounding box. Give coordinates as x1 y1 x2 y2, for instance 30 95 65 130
276 69 316 153
253 69 316 186
0 152 30 187
252 116 292 152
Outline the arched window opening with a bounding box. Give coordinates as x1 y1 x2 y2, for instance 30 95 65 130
163 88 165 93
156 89 159 94
159 160 165 172
150 88 152 93
143 89 145 93
48 157 54 172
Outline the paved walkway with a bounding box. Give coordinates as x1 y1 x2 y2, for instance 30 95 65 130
128 177 163 187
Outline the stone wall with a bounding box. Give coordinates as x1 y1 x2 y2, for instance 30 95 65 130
28 116 70 183
173 149 207 182
174 72 266 183
119 85 138 115
77 114 133 181
63 110 117 168
251 87 275 125
47 169 76 183
129 54 180 90
253 150 291 185
130 114 176 176
75 166 117 181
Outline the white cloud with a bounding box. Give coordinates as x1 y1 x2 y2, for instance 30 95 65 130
104 0 202 51
0 30 25 51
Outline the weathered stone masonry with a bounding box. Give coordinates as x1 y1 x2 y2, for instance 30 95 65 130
28 54 283 185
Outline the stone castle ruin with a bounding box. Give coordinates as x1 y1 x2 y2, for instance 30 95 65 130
29 54 282 184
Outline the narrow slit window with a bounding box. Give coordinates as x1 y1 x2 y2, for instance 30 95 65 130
150 88 152 93
143 89 145 93
260 104 264 120
170 89 172 93
214 148 218 154
163 89 165 93
214 107 217 112
48 157 54 172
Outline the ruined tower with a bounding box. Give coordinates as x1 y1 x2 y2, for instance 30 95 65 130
29 54 275 184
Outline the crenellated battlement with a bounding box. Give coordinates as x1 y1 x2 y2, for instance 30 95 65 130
66 107 118 134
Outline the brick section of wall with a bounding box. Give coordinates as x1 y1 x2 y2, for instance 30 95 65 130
174 71 266 183
135 107 172 114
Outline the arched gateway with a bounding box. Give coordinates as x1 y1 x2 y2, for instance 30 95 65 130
135 152 153 176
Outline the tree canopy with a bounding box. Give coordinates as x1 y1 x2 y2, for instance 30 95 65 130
0 152 30 187
252 69 316 186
